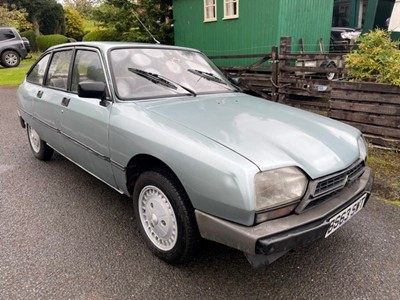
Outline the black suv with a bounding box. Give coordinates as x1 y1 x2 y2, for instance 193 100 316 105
0 27 30 68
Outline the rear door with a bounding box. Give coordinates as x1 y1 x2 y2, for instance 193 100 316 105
31 50 74 150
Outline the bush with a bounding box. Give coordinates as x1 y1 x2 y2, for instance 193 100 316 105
36 34 69 51
64 7 85 41
345 29 400 86
121 30 150 43
20 30 38 52
82 30 121 41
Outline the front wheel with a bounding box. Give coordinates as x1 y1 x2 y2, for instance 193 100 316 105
27 125 54 160
132 169 200 264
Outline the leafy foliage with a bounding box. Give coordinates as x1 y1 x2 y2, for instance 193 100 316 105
0 4 32 30
63 0 98 19
64 7 85 41
92 0 173 44
93 2 136 33
345 29 400 86
6 0 65 36
20 30 38 51
36 34 68 51
82 30 121 41
137 0 173 44
38 2 66 35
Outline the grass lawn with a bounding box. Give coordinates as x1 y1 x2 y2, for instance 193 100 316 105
368 147 400 206
0 53 40 86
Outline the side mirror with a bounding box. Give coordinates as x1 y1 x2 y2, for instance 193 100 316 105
78 81 106 100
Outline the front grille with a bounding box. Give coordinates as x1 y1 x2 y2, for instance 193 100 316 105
296 160 366 213
312 160 365 198
314 174 347 196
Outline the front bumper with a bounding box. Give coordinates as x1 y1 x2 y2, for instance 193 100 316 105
195 167 374 256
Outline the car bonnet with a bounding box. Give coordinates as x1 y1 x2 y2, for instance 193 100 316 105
135 93 361 179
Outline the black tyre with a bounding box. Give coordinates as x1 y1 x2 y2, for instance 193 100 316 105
27 125 54 160
319 61 337 80
132 169 200 264
1 50 20 68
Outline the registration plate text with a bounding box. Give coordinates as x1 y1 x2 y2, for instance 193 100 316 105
325 194 367 238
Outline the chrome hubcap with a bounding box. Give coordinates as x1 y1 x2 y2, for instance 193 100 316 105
5 53 18 66
138 185 177 251
28 127 41 153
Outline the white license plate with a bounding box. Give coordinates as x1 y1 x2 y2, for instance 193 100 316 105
325 194 367 238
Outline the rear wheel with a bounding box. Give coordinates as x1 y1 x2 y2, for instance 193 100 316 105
1 50 20 68
27 125 54 160
132 169 200 264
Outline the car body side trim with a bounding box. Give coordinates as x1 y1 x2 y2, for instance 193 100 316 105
18 106 126 172
45 141 125 195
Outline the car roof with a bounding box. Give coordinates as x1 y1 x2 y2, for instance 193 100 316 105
47 41 201 53
0 26 16 30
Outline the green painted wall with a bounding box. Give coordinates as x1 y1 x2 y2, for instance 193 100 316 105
277 0 334 53
173 0 334 66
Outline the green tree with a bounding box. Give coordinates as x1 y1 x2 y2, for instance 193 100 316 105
136 0 173 44
93 0 173 44
0 4 32 30
63 0 98 19
38 2 65 35
6 0 65 36
64 6 85 40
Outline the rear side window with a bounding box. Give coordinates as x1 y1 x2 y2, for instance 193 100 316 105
45 50 73 90
0 29 15 41
26 54 50 85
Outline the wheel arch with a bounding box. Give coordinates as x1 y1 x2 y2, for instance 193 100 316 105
126 154 187 198
1 48 21 58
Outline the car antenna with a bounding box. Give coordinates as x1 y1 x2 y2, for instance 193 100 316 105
133 10 161 44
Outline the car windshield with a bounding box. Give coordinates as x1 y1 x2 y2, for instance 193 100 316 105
110 47 236 100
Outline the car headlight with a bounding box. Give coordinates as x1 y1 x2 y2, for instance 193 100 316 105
358 135 368 161
255 167 308 212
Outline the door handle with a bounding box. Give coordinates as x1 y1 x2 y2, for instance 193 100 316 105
36 90 43 98
61 97 70 107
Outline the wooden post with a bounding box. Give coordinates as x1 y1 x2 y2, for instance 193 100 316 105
271 46 279 102
279 37 291 104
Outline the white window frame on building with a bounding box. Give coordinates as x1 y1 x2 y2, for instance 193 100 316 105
204 0 217 22
223 0 239 20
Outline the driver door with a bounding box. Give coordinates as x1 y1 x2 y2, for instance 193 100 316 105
58 49 117 188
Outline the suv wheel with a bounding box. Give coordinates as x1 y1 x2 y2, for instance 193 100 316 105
1 50 20 68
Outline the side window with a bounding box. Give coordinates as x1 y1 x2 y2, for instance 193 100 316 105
45 50 73 90
71 50 107 93
204 0 217 22
0 29 15 41
224 0 239 19
26 54 50 85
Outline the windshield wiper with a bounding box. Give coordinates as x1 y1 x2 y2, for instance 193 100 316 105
128 68 196 96
187 69 228 85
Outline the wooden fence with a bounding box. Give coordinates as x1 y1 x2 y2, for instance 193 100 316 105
329 81 400 148
209 36 400 148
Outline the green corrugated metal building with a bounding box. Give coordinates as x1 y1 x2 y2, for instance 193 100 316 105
173 0 334 66
173 0 399 66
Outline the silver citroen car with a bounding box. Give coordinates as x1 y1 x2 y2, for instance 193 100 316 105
17 42 373 266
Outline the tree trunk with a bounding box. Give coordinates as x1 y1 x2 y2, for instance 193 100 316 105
32 16 40 37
